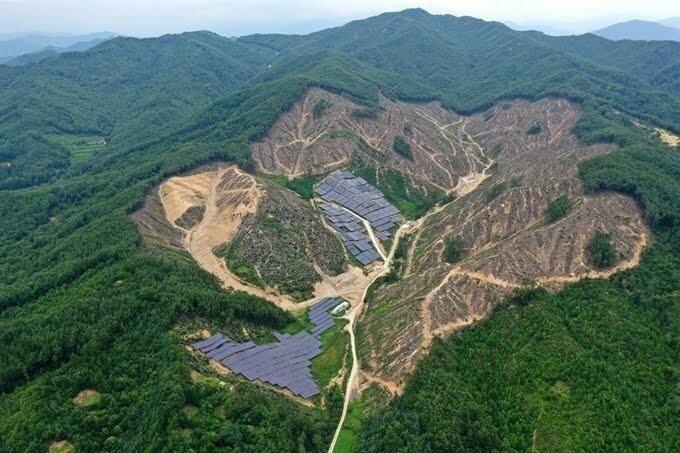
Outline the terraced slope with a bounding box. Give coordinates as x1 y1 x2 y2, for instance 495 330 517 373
252 87 492 194
356 98 648 388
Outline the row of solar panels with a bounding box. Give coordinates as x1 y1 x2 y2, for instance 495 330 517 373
320 203 382 265
192 297 345 399
315 171 403 245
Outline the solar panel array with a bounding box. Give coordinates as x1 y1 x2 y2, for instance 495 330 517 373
319 203 381 265
314 171 404 265
193 297 345 399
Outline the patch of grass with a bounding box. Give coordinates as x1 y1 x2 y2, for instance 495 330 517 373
326 128 359 140
48 134 106 164
486 178 521 202
527 123 542 135
311 319 349 388
365 269 399 303
586 231 617 269
545 195 572 223
350 165 448 220
335 385 389 453
265 174 318 200
391 232 411 275
393 135 413 159
73 389 102 408
364 298 394 317
335 399 365 453
218 241 265 289
444 236 465 264
313 98 333 118
231 262 264 288
486 181 506 201
282 309 315 334
351 106 380 119
489 143 503 157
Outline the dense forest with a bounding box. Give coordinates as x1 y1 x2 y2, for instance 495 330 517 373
0 8 678 452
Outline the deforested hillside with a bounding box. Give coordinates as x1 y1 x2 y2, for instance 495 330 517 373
135 165 348 304
251 87 491 193
1 8 679 453
356 97 648 385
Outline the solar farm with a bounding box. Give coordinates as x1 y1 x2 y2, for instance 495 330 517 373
314 171 404 265
193 297 346 399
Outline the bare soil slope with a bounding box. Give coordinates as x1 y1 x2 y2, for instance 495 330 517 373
356 98 648 387
135 165 350 309
158 165 271 299
252 87 492 194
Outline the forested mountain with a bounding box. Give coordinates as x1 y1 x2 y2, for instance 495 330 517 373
240 8 679 127
525 30 680 96
0 8 678 452
0 31 277 189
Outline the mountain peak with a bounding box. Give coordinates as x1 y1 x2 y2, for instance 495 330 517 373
593 19 680 41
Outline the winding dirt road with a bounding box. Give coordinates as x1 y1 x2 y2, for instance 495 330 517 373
328 219 412 453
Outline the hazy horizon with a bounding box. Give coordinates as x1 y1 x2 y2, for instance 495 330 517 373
1 1 679 38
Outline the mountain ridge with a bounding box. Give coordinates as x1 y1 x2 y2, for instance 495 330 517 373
593 19 680 41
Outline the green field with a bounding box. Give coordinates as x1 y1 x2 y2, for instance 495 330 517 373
311 319 350 388
48 134 106 164
334 399 365 453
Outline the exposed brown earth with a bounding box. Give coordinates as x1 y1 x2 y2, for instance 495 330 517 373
251 87 492 194
49 440 75 453
135 164 359 311
220 182 347 300
157 166 281 301
72 389 102 407
356 97 648 387
656 128 679 147
630 116 679 148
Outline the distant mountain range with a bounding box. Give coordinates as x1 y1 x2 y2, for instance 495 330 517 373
506 18 680 42
593 19 680 41
0 37 113 66
0 32 118 61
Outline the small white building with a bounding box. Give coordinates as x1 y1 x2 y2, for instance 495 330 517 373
331 301 350 315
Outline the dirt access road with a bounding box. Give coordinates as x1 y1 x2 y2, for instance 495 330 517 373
328 217 414 452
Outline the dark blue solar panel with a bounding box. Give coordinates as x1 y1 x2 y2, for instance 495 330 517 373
193 297 348 398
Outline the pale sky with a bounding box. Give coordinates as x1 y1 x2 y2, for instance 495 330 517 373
1 0 679 37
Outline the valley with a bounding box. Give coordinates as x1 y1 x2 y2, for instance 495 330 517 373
1 7 677 453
